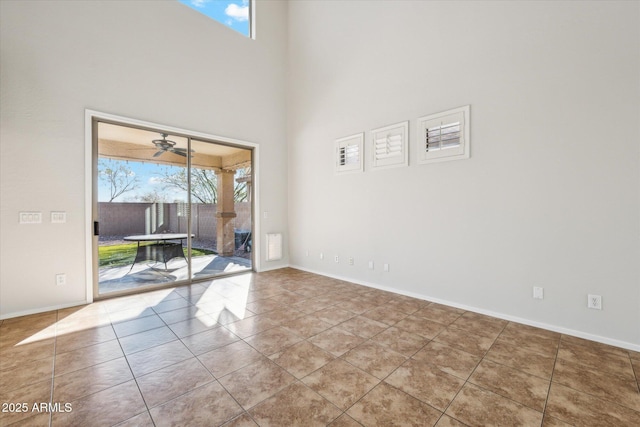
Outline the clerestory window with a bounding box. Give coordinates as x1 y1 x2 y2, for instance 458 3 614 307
178 0 252 38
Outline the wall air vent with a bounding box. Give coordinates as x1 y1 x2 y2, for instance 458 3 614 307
266 233 283 261
335 133 364 174
371 121 409 170
417 105 470 164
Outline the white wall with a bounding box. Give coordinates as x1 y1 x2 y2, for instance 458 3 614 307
0 0 289 317
287 1 640 348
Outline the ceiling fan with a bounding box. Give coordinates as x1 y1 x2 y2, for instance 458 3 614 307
152 133 191 158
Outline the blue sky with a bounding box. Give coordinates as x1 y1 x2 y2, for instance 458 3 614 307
178 0 250 37
98 160 187 203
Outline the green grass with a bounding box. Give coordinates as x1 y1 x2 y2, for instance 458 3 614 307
99 242 215 268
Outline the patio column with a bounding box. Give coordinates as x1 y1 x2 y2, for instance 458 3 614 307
236 175 252 202
215 169 236 256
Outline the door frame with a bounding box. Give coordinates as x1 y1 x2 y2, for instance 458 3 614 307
84 109 260 302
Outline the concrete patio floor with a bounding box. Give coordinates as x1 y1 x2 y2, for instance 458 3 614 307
99 254 252 294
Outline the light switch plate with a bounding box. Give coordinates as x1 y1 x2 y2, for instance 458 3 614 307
51 212 66 223
19 212 42 224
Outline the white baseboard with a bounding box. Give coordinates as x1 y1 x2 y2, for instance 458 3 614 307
0 299 92 320
290 264 640 353
256 262 290 273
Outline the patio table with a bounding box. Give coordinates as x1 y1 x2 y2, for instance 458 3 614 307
124 233 194 271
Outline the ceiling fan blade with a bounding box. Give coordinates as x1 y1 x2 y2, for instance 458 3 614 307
153 150 165 158
172 147 195 155
170 149 188 157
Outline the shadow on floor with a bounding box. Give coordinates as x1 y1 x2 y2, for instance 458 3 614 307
98 254 251 294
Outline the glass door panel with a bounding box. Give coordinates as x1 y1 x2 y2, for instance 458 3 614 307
96 122 188 296
189 139 252 280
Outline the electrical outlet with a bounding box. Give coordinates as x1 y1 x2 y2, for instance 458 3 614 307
334 255 339 263
533 286 544 299
319 252 324 260
348 257 354 265
55 274 66 286
587 294 602 310
383 263 389 272
368 261 374 270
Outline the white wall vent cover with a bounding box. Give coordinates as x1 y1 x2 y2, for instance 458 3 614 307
371 121 409 170
265 233 283 261
417 105 470 164
335 133 364 174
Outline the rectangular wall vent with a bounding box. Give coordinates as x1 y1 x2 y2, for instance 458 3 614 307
417 105 470 164
371 121 409 170
335 133 364 174
265 233 283 261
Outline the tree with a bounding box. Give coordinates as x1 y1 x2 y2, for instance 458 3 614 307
234 167 250 202
159 167 217 203
98 158 139 202
158 166 250 204
137 190 168 203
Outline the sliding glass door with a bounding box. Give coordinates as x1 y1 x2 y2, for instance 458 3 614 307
189 139 252 281
94 120 253 298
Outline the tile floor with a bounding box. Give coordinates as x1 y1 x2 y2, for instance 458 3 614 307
1 268 639 426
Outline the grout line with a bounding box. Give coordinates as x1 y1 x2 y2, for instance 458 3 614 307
113 315 155 427
541 332 561 424
631 358 640 393
437 320 507 423
48 310 59 427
